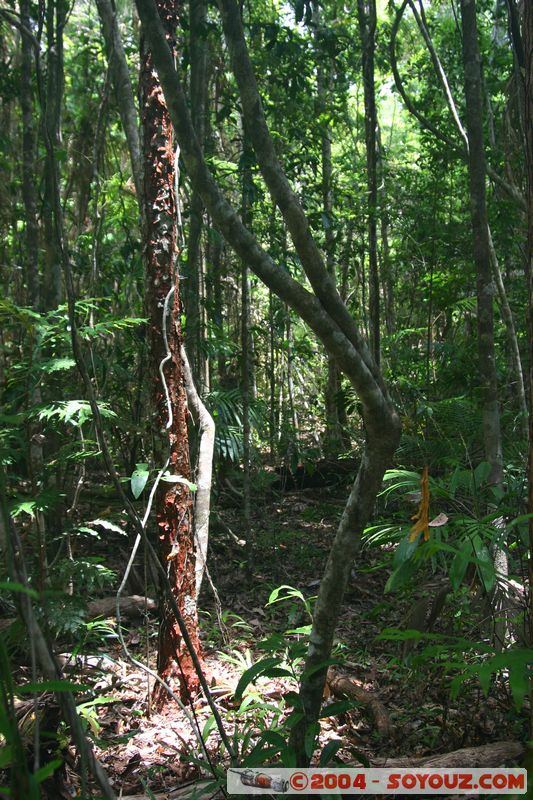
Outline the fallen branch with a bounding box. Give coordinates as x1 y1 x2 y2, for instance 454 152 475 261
0 594 156 635
87 594 156 620
326 667 392 737
372 740 525 768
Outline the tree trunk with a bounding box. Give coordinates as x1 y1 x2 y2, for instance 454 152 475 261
95 0 144 207
460 0 503 487
42 0 67 309
139 0 203 704
460 0 506 651
241 128 253 556
487 227 528 436
185 0 209 388
19 0 48 589
357 0 380 367
523 0 533 737
19 0 40 310
314 2 345 454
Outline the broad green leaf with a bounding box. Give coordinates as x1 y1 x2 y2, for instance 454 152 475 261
449 544 471 591
267 584 306 605
202 714 216 740
319 739 343 766
301 658 341 680
259 730 287 748
161 474 197 492
234 657 282 700
384 559 416 593
241 745 281 767
131 464 150 499
10 500 37 518
33 759 63 784
472 535 496 592
474 461 491 485
0 746 12 769
509 665 530 711
304 722 319 759
393 535 419 568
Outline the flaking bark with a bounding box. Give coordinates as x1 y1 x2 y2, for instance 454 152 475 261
139 0 202 703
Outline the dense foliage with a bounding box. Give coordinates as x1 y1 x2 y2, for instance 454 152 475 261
0 0 532 796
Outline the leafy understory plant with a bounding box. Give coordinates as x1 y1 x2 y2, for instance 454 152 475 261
378 628 533 714
366 464 529 595
208 585 353 769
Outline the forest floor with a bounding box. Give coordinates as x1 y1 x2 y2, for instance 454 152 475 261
7 484 528 798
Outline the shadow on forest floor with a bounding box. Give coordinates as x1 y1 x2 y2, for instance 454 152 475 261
3 487 527 798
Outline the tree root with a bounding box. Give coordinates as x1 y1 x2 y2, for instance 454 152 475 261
326 667 392 737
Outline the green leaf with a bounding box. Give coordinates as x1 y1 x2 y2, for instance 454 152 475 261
33 759 63 784
285 625 312 635
376 627 424 643
131 464 149 499
89 519 126 535
301 658 341 680
0 746 12 769
474 461 491 485
509 665 530 711
10 500 37 518
319 699 359 718
259 730 287 748
304 722 319 759
384 559 416 593
41 357 76 373
319 739 343 766
393 535 419 568
202 714 216 740
449 544 471 591
472 535 495 592
17 680 90 694
267 584 306 606
161 474 197 491
241 745 281 767
234 657 282 700
0 581 38 599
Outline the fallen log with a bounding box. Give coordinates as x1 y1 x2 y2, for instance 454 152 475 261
87 594 156 619
326 667 392 737
0 595 155 635
372 740 525 768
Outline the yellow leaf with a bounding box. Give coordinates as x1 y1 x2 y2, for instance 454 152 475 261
408 466 430 542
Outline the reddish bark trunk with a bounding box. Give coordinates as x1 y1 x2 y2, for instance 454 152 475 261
140 0 202 705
